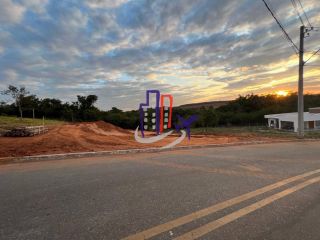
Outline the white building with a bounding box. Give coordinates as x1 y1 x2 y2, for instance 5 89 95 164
265 108 320 132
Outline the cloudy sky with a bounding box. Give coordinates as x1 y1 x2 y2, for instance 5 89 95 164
0 0 319 110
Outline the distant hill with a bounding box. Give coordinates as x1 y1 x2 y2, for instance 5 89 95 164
177 100 231 109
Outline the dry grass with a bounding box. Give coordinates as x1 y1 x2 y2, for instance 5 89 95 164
0 116 64 130
192 126 320 139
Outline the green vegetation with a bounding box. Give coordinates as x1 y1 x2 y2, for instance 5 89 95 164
192 126 320 139
192 126 295 138
174 93 320 129
1 85 320 134
0 116 64 129
1 85 29 119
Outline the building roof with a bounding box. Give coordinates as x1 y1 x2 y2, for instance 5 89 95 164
265 112 320 122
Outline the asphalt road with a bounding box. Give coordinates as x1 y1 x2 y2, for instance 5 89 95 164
1 141 320 240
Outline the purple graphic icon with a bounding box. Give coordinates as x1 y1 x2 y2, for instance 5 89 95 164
175 115 199 140
138 90 196 141
139 90 160 137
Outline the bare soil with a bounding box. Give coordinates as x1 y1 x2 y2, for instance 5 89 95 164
0 121 276 158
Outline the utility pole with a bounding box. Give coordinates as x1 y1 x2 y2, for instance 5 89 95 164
298 25 305 138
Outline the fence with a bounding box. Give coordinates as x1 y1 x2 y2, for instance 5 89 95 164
3 126 48 137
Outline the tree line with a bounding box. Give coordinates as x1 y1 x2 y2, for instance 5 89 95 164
1 85 320 129
174 93 320 127
0 85 140 128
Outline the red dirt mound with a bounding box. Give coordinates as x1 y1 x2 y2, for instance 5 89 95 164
0 121 137 157
95 121 131 134
0 121 274 158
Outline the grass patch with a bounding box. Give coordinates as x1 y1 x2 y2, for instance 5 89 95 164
0 116 65 129
191 126 320 139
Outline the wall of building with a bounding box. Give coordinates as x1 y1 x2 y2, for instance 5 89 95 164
309 108 320 113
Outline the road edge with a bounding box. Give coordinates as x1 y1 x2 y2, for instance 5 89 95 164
1 138 319 165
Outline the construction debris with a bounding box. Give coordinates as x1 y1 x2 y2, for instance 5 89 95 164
4 126 48 137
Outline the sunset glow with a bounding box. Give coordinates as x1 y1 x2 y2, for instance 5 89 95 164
0 1 319 110
275 90 289 97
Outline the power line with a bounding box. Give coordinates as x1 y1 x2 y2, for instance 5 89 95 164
262 0 299 54
297 0 312 27
304 47 320 64
290 0 305 26
265 0 299 55
304 51 320 54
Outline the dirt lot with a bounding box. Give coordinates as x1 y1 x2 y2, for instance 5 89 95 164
0 121 279 158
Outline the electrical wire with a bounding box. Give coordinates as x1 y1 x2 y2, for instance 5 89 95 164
290 0 305 26
262 0 299 54
304 48 320 64
297 0 312 27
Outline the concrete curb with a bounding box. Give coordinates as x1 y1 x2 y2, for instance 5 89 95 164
1 138 319 165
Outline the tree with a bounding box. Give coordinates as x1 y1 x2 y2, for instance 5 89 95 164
22 95 39 118
109 107 123 113
201 107 219 128
77 95 98 110
1 85 29 119
38 98 64 119
76 95 99 121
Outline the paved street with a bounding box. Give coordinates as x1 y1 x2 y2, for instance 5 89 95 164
1 141 320 240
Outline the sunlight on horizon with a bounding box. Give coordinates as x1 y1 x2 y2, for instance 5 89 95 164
275 90 290 97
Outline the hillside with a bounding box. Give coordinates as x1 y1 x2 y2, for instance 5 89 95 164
177 100 230 109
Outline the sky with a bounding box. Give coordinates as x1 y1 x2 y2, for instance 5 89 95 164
0 0 319 110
